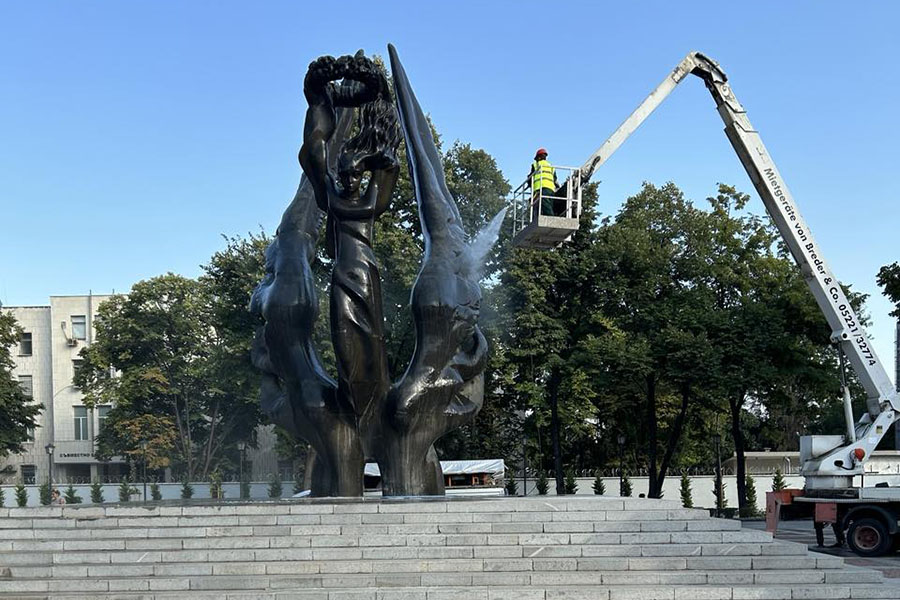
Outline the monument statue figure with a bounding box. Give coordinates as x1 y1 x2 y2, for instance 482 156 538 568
252 47 501 497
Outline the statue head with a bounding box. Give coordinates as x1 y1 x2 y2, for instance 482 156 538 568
337 93 401 197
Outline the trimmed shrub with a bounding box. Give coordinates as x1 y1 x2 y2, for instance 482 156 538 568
209 471 223 500
64 484 82 504
39 481 52 505
90 480 104 503
15 482 28 507
181 479 194 499
680 473 693 508
268 473 283 499
772 467 787 492
742 475 761 518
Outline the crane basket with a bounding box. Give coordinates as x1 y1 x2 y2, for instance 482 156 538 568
510 165 582 249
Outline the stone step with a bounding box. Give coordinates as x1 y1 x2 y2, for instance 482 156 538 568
2 498 894 599
0 537 806 558
0 520 746 540
0 566 885 593
0 548 848 570
1 529 770 551
0 511 711 532
0 545 811 578
1 583 898 600
0 497 684 520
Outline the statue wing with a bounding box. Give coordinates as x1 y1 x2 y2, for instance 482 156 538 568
250 107 355 436
386 45 487 433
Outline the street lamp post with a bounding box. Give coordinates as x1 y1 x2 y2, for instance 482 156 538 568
237 442 247 487
617 434 625 496
45 443 55 486
140 440 148 501
713 433 723 517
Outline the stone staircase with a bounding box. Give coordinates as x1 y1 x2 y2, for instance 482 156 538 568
1 496 897 599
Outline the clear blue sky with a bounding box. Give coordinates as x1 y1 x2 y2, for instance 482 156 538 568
2 2 897 382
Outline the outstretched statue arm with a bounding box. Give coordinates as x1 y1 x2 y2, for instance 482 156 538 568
299 57 339 211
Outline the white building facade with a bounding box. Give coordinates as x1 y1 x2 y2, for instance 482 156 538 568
1 294 127 484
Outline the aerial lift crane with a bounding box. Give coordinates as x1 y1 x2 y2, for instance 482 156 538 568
512 52 900 555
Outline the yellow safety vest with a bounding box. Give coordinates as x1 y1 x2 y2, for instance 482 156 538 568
531 160 555 192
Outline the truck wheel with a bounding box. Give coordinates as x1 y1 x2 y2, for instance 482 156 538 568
848 517 892 557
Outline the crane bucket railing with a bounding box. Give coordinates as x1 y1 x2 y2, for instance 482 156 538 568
510 165 583 240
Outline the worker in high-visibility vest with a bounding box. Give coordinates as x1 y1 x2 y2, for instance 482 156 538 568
530 148 559 216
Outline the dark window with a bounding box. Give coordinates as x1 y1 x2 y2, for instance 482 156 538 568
72 359 84 382
74 406 88 440
21 464 36 484
98 405 111 432
18 375 33 397
19 332 32 356
71 315 87 340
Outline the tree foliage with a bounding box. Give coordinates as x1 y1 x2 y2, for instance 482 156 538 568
76 271 264 481
680 473 693 508
878 262 900 317
0 309 42 457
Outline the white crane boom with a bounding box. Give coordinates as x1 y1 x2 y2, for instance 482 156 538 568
579 51 899 489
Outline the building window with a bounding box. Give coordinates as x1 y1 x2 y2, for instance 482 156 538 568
71 315 87 340
74 406 89 440
72 359 84 382
18 375 33 398
98 405 111 432
19 332 33 356
21 464 36 485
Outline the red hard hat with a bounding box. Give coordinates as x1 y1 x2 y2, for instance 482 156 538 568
535 147 548 158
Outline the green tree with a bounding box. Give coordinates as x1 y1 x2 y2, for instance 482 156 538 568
64 485 82 504
90 480 104 503
680 473 693 508
494 183 601 493
15 482 27 506
39 481 51 505
772 468 787 492
504 476 518 496
0 310 42 457
0 486 5 507
76 274 263 481
150 483 162 501
877 262 900 316
564 470 578 494
713 478 728 511
583 183 713 498
209 471 223 500
743 475 760 518
536 471 549 495
181 479 194 499
592 472 606 495
118 477 135 502
268 473 283 499
620 473 632 497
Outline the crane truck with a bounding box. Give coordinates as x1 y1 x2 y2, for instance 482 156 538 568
511 52 900 556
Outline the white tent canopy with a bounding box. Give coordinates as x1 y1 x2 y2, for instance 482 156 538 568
363 459 505 478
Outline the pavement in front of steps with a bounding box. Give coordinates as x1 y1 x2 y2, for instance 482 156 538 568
745 518 900 579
